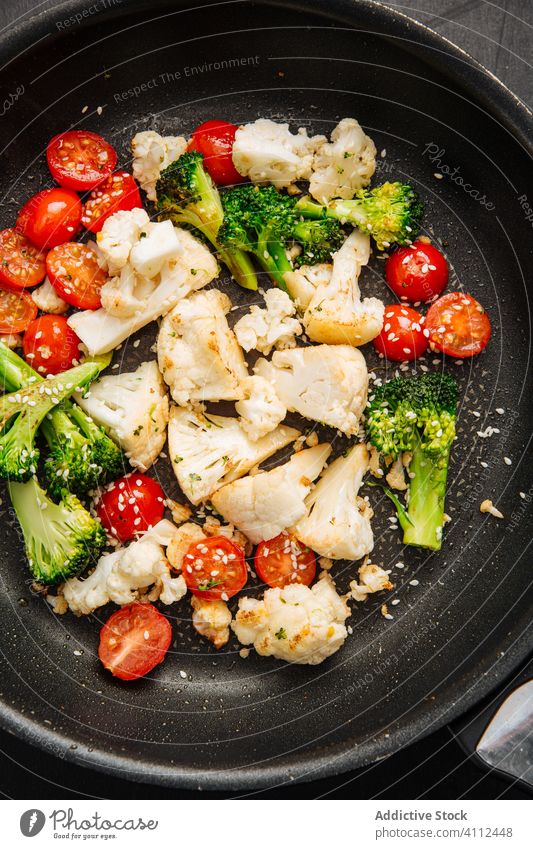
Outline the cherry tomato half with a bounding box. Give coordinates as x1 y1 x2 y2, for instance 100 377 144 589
16 188 82 250
22 315 81 374
46 242 105 310
0 228 47 290
23 314 82 374
0 286 38 334
425 291 491 358
385 241 448 303
254 532 317 590
81 171 142 233
373 304 429 362
98 602 172 681
96 474 166 542
189 120 245 186
47 130 117 191
182 536 247 600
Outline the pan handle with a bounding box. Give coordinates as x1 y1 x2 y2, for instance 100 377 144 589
449 656 533 790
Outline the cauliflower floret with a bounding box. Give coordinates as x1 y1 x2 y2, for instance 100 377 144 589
158 289 248 405
96 208 150 274
211 443 331 544
131 130 188 201
31 277 68 314
235 375 287 441
232 572 350 665
129 220 183 279
386 455 408 491
161 227 219 292
75 361 169 471
58 520 185 615
166 522 206 570
168 405 299 505
232 118 325 189
291 444 373 560
309 118 377 203
69 228 217 355
255 344 368 436
234 288 302 355
191 596 232 649
99 264 154 317
283 263 332 310
303 230 384 346
350 561 393 602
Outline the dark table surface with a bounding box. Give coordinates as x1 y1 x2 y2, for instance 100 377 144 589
0 0 531 800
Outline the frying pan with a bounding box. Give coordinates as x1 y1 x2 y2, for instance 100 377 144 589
0 0 531 792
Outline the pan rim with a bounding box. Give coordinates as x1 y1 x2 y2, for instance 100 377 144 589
0 0 531 791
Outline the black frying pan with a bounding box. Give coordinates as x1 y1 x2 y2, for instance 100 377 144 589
0 0 531 791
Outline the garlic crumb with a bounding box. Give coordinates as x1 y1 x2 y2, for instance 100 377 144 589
480 499 504 519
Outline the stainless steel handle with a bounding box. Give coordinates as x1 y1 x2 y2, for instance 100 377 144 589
476 679 533 788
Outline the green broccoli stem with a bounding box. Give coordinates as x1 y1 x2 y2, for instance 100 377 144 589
255 234 292 293
220 245 259 291
40 407 82 450
165 209 258 291
0 360 101 429
402 434 450 551
8 474 106 584
0 341 40 393
296 196 366 229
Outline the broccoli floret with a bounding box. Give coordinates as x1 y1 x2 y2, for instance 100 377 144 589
8 475 106 584
366 372 458 550
155 151 258 290
41 404 125 500
295 181 423 250
219 184 296 291
0 358 103 482
0 342 123 496
292 217 345 266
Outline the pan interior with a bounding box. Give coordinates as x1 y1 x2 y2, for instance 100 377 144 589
0 0 531 788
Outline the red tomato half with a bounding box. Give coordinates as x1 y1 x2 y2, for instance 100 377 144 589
98 602 172 681
373 304 429 362
0 287 38 334
16 188 82 249
254 532 317 590
81 171 142 233
47 130 117 191
96 474 165 542
0 229 47 290
182 536 247 600
189 120 245 185
23 314 82 374
385 241 449 303
46 242 106 310
425 291 491 358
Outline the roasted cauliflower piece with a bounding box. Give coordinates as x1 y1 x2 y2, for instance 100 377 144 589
291 444 374 561
158 289 248 405
309 118 377 204
75 361 169 471
303 231 384 346
191 596 232 649
210 443 331 544
168 405 299 505
232 572 350 665
255 344 368 436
